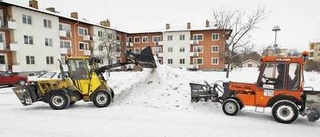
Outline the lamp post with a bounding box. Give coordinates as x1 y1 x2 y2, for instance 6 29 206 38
272 25 281 55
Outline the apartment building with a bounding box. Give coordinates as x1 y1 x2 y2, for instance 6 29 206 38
1 0 61 74
309 42 320 61
0 0 231 74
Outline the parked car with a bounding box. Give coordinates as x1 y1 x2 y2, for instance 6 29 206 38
0 71 28 86
28 70 68 84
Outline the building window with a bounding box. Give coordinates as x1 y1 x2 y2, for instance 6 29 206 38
79 42 89 50
212 33 219 41
212 45 219 53
179 35 185 40
60 40 71 48
193 46 203 52
98 31 103 37
24 35 33 45
142 36 148 43
212 58 219 65
180 59 185 64
78 27 88 36
46 56 54 64
0 55 5 64
152 36 162 42
26 56 35 64
168 35 173 41
43 19 52 28
98 44 103 51
193 34 203 41
168 47 173 53
168 59 173 64
193 58 203 65
59 23 71 37
179 47 185 52
22 14 32 25
134 37 140 43
45 38 53 47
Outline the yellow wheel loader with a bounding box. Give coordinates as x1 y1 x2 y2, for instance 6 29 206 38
12 46 157 110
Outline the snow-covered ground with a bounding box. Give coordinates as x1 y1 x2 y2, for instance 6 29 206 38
0 65 319 137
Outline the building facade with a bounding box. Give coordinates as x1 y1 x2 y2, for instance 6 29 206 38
0 0 231 75
309 42 320 61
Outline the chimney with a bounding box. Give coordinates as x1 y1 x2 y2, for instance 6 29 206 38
100 19 110 27
205 19 209 27
187 22 191 29
29 0 38 9
46 7 55 12
70 12 78 19
166 23 170 30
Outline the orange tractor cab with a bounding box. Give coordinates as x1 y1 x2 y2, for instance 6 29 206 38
190 53 320 124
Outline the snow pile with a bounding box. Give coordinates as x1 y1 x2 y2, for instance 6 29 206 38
110 65 194 110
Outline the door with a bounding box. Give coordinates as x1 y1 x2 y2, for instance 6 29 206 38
67 59 90 94
256 62 287 105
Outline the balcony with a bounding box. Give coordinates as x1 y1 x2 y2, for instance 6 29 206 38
115 40 121 45
91 36 98 41
190 64 199 69
126 42 133 47
60 48 69 54
84 50 91 55
12 65 21 72
154 41 163 45
156 52 163 57
83 35 90 41
59 30 67 37
0 64 7 71
10 42 19 51
8 21 17 29
0 43 5 50
189 52 199 57
189 40 199 45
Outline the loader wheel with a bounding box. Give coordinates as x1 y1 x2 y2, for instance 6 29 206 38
49 92 70 110
272 100 298 124
222 99 240 116
93 91 112 108
110 88 115 99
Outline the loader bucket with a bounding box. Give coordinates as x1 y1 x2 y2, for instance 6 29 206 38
12 85 39 106
137 46 157 68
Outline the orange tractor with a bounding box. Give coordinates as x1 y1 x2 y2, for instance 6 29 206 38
190 53 320 124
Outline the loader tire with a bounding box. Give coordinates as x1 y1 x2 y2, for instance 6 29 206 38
93 91 112 108
272 100 298 124
110 88 115 99
49 92 70 110
222 99 240 116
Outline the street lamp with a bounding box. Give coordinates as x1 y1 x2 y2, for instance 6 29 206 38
272 25 281 55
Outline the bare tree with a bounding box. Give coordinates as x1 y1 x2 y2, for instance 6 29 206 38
95 29 121 76
213 6 267 78
97 29 120 65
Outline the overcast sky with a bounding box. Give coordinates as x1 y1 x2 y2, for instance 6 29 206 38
13 0 320 52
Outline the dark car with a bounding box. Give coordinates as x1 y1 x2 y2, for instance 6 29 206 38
0 71 28 86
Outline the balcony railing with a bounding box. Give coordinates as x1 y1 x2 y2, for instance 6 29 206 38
83 35 90 41
0 43 5 50
189 40 199 45
84 50 91 55
10 42 19 51
12 65 21 72
60 48 69 54
8 21 17 29
126 42 133 47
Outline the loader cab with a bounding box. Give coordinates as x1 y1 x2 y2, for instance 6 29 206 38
67 59 90 80
257 60 302 94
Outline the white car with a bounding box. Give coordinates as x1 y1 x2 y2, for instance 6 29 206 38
28 70 68 84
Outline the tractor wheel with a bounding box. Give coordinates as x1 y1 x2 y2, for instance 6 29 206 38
93 91 112 108
49 92 70 110
272 100 299 124
222 99 240 116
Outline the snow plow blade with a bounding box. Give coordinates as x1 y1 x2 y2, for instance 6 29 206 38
304 90 320 122
12 85 39 106
136 46 157 68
